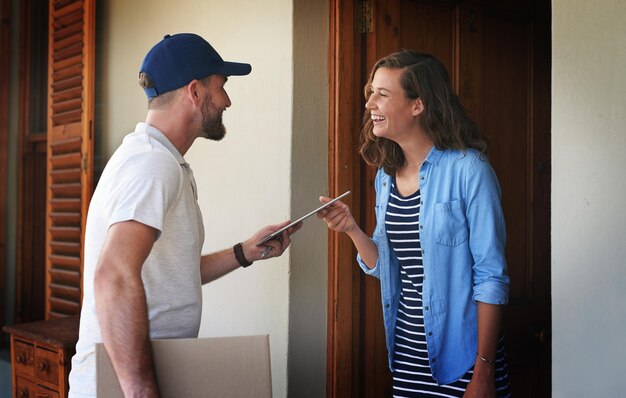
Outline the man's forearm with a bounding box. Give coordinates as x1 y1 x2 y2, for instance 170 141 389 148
95 266 159 397
199 222 301 284
200 248 240 284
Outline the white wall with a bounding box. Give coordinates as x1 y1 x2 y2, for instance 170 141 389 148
100 1 328 396
552 1 626 396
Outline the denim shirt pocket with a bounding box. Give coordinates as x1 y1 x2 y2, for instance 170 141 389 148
434 200 468 246
428 298 447 315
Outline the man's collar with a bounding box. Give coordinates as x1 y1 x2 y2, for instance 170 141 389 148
136 122 186 165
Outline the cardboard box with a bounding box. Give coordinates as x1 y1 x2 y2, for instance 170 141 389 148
96 335 272 398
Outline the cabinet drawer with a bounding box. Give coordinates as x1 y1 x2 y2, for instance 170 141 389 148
14 340 35 378
4 317 79 398
37 385 60 398
35 346 61 387
15 376 36 398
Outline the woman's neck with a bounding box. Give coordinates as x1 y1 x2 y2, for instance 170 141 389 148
397 129 434 168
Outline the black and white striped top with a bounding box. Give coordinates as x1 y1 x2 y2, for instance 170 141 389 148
385 180 511 398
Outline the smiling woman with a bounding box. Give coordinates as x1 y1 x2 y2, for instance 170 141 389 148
365 67 420 145
360 51 487 177
320 50 511 398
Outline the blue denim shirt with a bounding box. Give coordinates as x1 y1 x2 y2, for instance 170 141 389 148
356 147 509 385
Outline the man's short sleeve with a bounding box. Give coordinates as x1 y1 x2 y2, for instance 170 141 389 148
108 151 182 235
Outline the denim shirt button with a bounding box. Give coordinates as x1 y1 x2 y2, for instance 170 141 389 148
385 303 390 309
425 306 429 311
428 332 432 336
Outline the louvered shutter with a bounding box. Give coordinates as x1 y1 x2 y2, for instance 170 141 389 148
45 0 95 319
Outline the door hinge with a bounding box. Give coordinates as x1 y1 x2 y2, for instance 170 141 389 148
82 155 87 171
356 0 373 34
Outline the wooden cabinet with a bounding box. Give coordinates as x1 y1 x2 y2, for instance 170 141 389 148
3 316 79 398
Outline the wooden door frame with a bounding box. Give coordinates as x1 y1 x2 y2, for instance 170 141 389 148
327 1 552 396
0 0 10 340
327 0 363 395
15 0 49 325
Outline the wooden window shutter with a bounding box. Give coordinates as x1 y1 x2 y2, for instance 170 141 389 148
45 0 95 319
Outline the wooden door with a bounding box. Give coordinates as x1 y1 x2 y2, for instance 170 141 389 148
328 0 551 396
16 0 50 326
45 0 96 319
0 0 9 340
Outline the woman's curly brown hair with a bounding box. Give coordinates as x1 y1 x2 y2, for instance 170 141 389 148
359 51 487 175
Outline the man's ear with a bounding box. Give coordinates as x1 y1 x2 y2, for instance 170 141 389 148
184 79 202 107
412 97 424 116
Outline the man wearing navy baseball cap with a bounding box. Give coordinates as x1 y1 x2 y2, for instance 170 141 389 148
68 34 301 398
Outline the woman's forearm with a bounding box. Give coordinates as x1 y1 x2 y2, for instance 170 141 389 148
347 226 379 269
476 301 503 361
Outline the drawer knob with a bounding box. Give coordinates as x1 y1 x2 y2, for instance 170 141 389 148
17 389 28 398
38 360 50 372
16 354 26 364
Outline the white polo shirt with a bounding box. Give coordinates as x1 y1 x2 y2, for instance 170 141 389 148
68 123 205 398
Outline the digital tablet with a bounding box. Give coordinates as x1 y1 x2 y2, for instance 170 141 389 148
256 190 352 246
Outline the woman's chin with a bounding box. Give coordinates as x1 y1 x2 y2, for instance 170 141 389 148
372 125 387 138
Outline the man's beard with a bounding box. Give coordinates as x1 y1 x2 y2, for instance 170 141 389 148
201 99 227 141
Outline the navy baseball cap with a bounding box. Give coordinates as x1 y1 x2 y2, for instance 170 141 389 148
140 33 252 99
